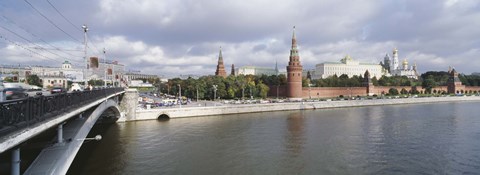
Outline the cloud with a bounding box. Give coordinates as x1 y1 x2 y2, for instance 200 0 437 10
0 0 479 77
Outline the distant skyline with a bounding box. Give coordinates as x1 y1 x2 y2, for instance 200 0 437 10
0 0 479 77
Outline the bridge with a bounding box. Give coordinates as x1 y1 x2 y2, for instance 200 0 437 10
0 88 137 175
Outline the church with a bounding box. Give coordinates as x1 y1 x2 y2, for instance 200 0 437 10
380 48 419 79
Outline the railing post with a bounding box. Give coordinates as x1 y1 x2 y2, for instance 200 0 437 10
26 97 31 125
11 147 20 175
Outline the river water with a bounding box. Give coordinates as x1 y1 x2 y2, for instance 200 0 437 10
68 101 480 174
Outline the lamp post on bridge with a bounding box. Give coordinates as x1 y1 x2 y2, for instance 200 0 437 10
82 24 88 87
103 48 107 87
178 84 182 108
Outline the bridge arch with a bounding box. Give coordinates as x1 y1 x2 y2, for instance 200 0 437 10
157 113 170 121
97 105 122 123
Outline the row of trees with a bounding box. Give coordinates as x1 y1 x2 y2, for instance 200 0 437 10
148 75 287 100
421 71 480 93
308 74 421 87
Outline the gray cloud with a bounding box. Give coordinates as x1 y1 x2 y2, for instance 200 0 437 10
0 0 479 77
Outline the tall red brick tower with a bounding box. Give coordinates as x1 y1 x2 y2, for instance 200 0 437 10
447 68 464 94
286 26 303 100
215 47 227 78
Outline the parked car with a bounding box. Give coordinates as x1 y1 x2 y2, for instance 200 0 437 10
51 87 66 94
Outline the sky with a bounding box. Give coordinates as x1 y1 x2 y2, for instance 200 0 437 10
0 0 479 77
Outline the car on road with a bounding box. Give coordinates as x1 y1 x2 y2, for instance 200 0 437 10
51 87 67 94
4 87 28 100
2 83 29 100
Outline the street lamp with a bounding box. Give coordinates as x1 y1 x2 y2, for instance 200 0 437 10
178 84 182 108
249 86 253 99
82 24 88 87
77 135 102 141
212 84 218 101
103 48 107 87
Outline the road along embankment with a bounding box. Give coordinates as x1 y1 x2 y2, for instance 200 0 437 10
131 96 480 121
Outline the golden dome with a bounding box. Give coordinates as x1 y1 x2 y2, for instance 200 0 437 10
403 59 408 65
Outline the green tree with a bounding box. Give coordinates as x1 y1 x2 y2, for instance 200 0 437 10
88 79 104 86
400 88 408 95
256 82 270 98
27 74 42 87
422 75 437 94
4 77 14 82
389 88 399 95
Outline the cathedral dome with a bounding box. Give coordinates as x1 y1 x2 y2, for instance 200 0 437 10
403 59 408 65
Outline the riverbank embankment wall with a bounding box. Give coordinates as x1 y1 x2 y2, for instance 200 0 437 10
131 96 480 121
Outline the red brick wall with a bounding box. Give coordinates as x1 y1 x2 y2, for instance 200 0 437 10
302 87 367 98
268 85 480 98
268 85 288 97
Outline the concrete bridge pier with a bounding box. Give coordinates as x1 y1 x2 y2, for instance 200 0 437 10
118 89 139 122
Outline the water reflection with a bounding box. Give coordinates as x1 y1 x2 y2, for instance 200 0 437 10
68 123 126 174
67 102 480 174
285 112 306 156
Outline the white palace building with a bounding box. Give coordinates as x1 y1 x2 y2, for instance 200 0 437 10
312 55 385 79
312 48 419 80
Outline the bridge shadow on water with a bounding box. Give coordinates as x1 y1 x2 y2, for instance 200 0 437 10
67 122 120 175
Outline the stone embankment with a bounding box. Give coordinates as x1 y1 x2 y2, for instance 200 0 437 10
132 96 480 121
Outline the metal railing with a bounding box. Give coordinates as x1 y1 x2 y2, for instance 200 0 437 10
0 88 124 136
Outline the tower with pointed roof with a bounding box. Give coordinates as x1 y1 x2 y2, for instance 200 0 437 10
286 26 303 100
231 64 235 76
215 47 227 78
391 48 399 72
382 53 391 73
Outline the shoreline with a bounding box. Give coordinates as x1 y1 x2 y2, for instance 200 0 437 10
127 96 480 121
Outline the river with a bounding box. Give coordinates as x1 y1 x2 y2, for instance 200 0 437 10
68 101 480 174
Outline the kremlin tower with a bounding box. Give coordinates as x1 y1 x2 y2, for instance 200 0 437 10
215 47 227 78
286 26 303 100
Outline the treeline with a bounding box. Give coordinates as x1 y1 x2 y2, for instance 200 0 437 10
420 71 480 93
139 74 287 100
309 74 421 87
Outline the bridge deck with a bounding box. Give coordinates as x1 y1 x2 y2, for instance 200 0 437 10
0 89 124 153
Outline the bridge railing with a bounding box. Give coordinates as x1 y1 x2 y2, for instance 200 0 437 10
0 87 124 136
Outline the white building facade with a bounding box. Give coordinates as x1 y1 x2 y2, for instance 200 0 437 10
381 48 419 79
313 55 385 79
235 66 280 76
